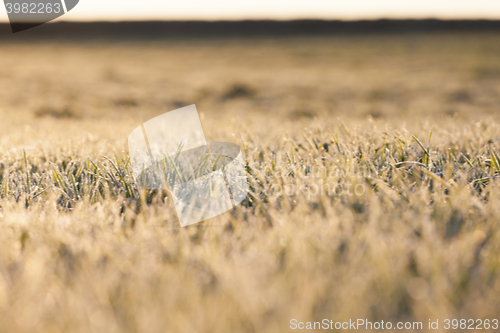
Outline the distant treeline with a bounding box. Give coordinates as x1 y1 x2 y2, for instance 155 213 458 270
0 19 499 40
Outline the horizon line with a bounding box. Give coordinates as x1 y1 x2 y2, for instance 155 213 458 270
2 17 500 24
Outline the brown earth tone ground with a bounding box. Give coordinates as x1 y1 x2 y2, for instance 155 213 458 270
0 32 499 332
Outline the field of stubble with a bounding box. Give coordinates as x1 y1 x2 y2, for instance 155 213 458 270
0 33 500 332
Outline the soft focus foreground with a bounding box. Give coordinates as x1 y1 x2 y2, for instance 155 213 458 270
0 33 499 332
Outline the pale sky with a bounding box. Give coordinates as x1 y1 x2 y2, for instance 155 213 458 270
1 0 499 22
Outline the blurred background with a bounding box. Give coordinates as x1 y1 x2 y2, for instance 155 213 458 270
2 0 500 21
0 1 499 149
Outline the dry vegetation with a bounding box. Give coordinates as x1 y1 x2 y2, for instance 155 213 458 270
0 33 499 332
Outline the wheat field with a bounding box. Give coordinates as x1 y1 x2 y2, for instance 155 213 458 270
0 32 500 332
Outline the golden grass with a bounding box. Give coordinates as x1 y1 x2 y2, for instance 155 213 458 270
0 33 499 332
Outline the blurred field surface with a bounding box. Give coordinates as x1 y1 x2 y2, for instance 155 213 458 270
0 31 500 332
